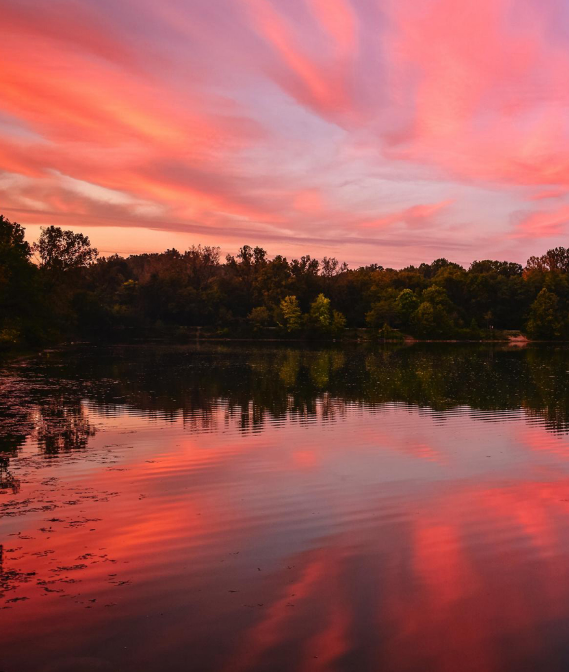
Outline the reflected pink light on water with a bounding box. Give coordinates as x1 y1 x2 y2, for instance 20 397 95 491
4 397 569 670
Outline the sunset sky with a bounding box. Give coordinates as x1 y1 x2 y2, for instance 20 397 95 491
3 0 569 267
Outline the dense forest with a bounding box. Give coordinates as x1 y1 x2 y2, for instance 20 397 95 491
1 213 569 349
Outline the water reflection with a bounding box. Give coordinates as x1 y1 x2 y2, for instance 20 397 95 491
0 457 20 494
3 344 569 453
3 344 569 672
34 401 95 455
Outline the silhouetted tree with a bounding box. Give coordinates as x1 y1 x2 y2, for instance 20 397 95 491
34 226 98 272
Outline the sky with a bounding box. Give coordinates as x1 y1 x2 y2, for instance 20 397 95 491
3 0 569 267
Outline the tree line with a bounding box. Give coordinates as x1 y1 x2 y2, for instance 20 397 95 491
1 213 569 349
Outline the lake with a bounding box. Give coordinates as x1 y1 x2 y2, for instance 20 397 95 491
3 343 569 672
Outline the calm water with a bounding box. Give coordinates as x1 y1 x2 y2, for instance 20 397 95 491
3 343 569 672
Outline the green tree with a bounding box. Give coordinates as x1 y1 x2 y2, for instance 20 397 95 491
396 289 420 327
422 285 453 310
378 322 404 341
412 300 455 338
248 306 271 333
408 285 456 338
412 302 437 337
526 288 564 339
308 293 332 333
280 295 303 333
331 309 347 336
365 289 399 329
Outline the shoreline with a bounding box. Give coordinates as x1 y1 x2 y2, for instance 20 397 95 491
10 335 569 362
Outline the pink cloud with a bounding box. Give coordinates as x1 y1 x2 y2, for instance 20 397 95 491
513 204 569 238
240 0 356 121
359 200 453 229
293 189 325 214
528 189 567 201
306 0 358 57
381 0 569 190
2 0 569 265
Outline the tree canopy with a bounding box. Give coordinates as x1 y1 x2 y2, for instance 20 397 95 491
34 226 98 272
2 214 569 350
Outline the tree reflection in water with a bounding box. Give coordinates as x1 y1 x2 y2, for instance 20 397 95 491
2 344 569 461
4 343 569 672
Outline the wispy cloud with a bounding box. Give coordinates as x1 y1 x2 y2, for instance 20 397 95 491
2 0 569 265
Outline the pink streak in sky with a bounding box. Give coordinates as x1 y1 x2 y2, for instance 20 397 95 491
2 0 569 266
